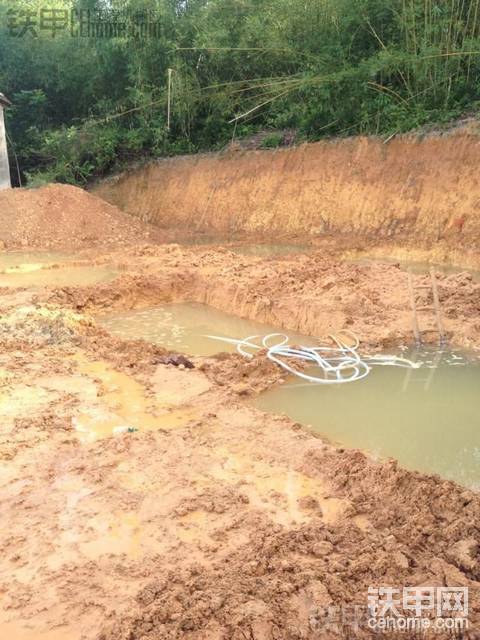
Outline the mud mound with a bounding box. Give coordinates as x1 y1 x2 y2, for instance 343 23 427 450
98 448 480 640
0 184 164 249
0 305 92 347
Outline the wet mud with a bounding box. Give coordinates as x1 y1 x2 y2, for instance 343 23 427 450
0 240 479 639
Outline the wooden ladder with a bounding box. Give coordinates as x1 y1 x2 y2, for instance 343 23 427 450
401 347 443 392
407 267 445 346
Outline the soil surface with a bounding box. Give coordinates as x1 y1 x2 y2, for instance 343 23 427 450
43 242 480 351
0 184 165 250
0 208 479 639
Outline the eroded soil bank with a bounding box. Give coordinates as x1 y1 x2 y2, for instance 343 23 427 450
0 239 479 640
93 132 480 268
44 243 480 350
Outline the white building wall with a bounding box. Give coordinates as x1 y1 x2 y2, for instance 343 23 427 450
0 106 11 190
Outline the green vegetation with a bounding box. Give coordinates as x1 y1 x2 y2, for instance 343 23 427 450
260 133 284 149
1 0 480 186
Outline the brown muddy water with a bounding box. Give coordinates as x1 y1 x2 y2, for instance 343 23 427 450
69 353 196 442
253 347 480 489
99 303 480 488
351 256 480 281
227 243 311 257
98 302 314 356
171 237 311 257
0 251 117 287
0 251 73 268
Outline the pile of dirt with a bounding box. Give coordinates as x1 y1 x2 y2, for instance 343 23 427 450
0 184 165 250
0 305 93 347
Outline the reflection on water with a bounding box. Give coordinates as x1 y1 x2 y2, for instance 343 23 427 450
98 302 314 356
0 265 117 288
253 348 480 489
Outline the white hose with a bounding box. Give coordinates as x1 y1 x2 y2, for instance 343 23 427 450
205 330 421 384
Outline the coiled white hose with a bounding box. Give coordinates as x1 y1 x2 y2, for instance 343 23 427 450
205 330 421 384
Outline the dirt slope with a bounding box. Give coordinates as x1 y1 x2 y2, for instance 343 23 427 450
93 133 480 260
0 183 164 249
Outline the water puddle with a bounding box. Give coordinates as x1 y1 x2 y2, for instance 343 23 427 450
0 265 117 288
253 348 480 489
98 302 314 356
70 353 196 442
0 356 198 443
227 244 310 257
169 235 310 256
350 256 480 281
197 447 347 525
0 251 73 269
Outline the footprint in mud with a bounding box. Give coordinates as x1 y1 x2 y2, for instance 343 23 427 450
196 448 349 527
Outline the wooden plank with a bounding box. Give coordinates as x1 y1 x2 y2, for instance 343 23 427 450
407 269 421 345
429 267 445 344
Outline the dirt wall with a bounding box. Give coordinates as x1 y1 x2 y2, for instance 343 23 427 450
93 134 480 246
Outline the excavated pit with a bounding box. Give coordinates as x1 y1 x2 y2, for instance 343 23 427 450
98 295 480 487
98 301 316 356
254 346 480 489
1 134 480 640
93 133 480 271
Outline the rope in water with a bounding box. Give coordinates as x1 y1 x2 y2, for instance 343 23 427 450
205 330 421 384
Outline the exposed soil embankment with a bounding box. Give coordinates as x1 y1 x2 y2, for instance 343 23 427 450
0 170 479 639
93 134 480 258
0 184 165 249
0 298 479 640
45 245 480 350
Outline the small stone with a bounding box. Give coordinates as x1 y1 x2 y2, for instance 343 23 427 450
446 538 478 572
160 354 194 368
232 383 251 396
312 541 334 556
393 551 409 569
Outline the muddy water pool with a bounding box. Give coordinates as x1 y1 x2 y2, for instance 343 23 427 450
0 251 73 269
253 347 480 488
98 303 480 487
168 235 310 256
226 244 311 257
351 256 480 281
0 251 117 287
98 302 315 356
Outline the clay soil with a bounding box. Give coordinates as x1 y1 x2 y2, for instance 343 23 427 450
0 194 479 639
0 184 166 250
